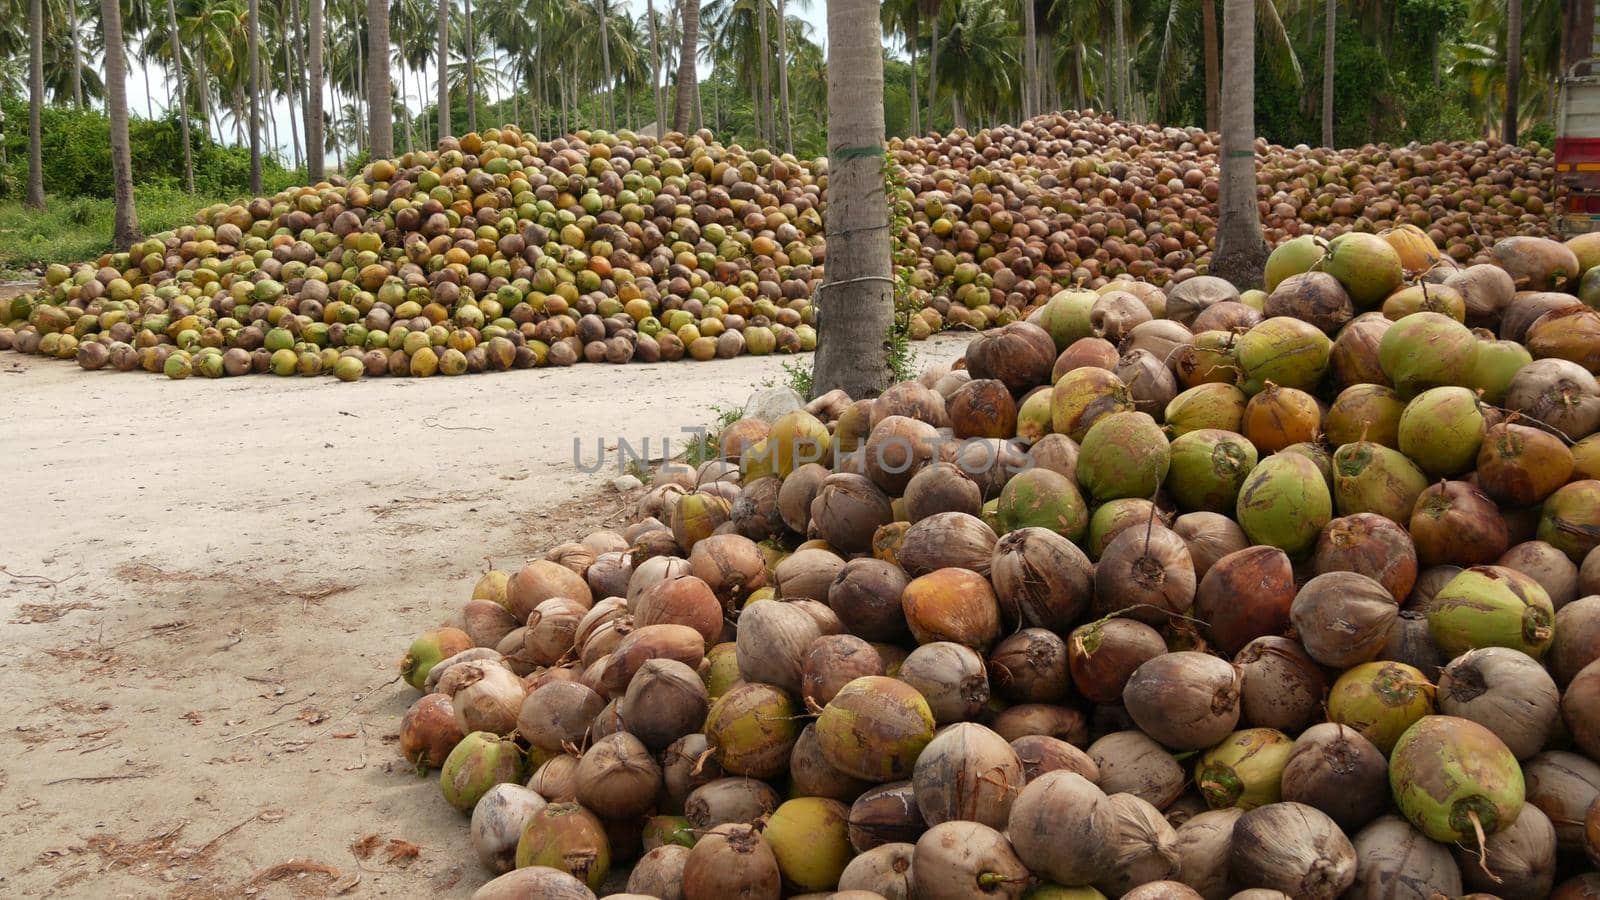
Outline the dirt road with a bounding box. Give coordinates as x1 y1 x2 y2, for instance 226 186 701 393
0 337 968 899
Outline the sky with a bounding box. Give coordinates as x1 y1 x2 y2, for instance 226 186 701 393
121 0 838 166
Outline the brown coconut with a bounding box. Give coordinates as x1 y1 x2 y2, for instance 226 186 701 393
1289 572 1399 668
1312 513 1419 603
1194 546 1297 655
1068 617 1168 705
1234 636 1329 734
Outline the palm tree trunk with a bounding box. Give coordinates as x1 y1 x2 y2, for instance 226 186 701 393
757 0 772 143
285 35 303 168
1321 0 1334 147
777 0 791 152
813 0 893 399
713 78 720 134
1100 17 1113 111
142 56 154 119
647 0 664 133
672 0 699 132
248 0 263 192
1502 0 1521 144
1022 0 1037 118
68 0 84 106
1202 0 1220 131
26 0 44 208
927 12 939 129
1112 0 1126 117
367 0 394 157
403 64 416 151
291 0 308 164
164 0 195 191
908 33 921 136
436 0 450 139
951 93 966 130
1072 43 1084 109
598 0 614 130
309 0 327 179
465 0 477 132
1210 0 1268 288
100 0 140 246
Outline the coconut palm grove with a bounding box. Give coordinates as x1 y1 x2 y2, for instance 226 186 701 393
4 0 1600 897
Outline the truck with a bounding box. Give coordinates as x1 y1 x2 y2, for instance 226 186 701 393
1558 57 1600 235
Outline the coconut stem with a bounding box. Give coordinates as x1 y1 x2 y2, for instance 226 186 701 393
977 871 1027 887
1466 809 1502 884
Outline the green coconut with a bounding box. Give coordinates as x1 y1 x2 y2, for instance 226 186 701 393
1265 235 1327 292
1428 565 1555 659
1086 498 1162 559
1397 387 1486 478
704 682 801 779
703 641 743 699
1280 441 1335 490
763 797 854 892
1581 266 1600 309
1325 384 1405 448
643 815 697 849
1331 441 1430 523
1236 452 1333 558
1377 312 1479 398
513 801 611 891
1036 288 1101 351
671 491 733 551
1015 388 1055 443
815 676 935 782
401 626 474 689
1323 232 1405 306
440 732 525 812
1328 661 1435 754
769 410 832 478
1166 429 1259 513
1390 715 1525 843
1467 339 1533 406
996 468 1089 542
1537 480 1600 562
1051 367 1134 441
1234 316 1332 394
1165 383 1249 436
1195 728 1295 810
1076 411 1171 501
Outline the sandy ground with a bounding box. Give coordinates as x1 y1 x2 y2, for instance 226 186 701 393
0 334 969 899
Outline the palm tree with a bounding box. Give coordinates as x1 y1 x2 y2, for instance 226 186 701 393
597 0 614 129
67 0 84 105
673 0 698 131
464 0 476 131
101 0 139 246
26 0 43 208
880 0 922 134
165 0 194 190
933 0 1016 129
436 0 449 138
368 0 394 156
1021 0 1037 118
647 0 664 132
813 0 893 399
756 0 770 141
1502 0 1520 143
1202 0 1217 129
247 0 263 191
925 0 940 129
1321 0 1334 146
776 0 791 151
309 0 327 179
1210 0 1267 287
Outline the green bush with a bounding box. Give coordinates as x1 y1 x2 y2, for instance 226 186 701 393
0 99 301 201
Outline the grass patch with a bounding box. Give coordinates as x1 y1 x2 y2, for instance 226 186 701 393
0 186 230 274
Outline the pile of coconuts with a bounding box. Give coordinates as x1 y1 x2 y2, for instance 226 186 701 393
399 226 1600 900
0 126 831 382
1 113 1558 382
